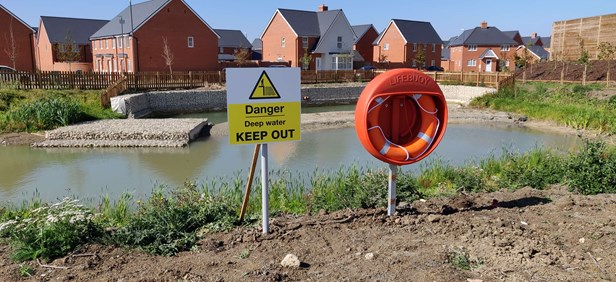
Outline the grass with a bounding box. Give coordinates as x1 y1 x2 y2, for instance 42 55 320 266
469 82 616 134
0 88 122 133
1 141 615 261
448 247 483 271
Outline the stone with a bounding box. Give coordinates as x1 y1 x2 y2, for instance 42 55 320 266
518 116 528 122
281 254 301 268
427 214 440 223
364 253 375 260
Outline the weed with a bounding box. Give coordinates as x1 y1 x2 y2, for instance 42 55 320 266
567 141 616 195
19 264 34 277
239 249 250 259
448 247 483 271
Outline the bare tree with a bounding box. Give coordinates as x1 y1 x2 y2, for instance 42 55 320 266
56 32 82 72
4 19 18 69
233 47 250 67
161 36 174 74
598 42 615 86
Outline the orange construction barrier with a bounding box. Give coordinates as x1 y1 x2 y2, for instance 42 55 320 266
355 69 447 165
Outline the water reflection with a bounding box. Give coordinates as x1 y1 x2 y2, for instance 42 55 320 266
0 124 581 203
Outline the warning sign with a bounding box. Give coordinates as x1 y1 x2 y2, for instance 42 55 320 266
227 68 301 145
249 71 281 99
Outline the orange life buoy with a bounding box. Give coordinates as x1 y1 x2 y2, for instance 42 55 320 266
355 68 447 166
366 94 439 162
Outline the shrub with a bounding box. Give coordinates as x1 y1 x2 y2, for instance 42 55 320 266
0 198 101 262
498 149 566 190
2 97 81 132
566 141 616 195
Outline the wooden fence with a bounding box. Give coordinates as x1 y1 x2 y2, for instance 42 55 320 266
423 71 515 90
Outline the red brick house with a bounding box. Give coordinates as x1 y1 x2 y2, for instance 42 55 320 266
261 5 357 70
90 0 219 72
0 4 36 71
373 19 442 69
214 29 252 62
448 21 518 72
36 16 108 72
352 24 378 64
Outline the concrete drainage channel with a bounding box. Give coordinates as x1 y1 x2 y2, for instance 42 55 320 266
34 84 494 148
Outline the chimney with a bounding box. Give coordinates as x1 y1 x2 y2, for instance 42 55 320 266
480 21 488 29
318 4 328 12
531 32 537 38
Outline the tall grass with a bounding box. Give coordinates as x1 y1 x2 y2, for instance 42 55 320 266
1 141 615 260
470 82 616 134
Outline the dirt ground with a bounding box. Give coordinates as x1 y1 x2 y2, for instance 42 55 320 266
1 186 615 281
516 60 616 83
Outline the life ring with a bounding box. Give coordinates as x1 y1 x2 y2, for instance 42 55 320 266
366 94 439 162
355 68 447 165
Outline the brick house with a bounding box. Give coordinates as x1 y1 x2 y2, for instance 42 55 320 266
441 39 453 72
373 19 442 69
261 5 357 70
448 21 518 72
0 4 36 71
36 16 108 72
213 29 252 62
352 24 378 64
90 0 219 72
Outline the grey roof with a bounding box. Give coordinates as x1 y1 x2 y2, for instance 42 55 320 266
449 26 518 46
352 24 375 43
0 4 35 32
502 30 520 40
521 36 541 46
91 0 218 39
374 19 442 45
251 38 262 50
441 47 450 60
214 29 252 48
479 49 499 59
40 16 108 44
543 36 551 48
527 45 550 60
277 8 343 37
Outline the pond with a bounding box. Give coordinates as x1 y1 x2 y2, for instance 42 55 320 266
0 120 581 204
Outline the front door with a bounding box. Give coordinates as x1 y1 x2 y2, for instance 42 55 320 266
485 59 492 72
316 58 322 71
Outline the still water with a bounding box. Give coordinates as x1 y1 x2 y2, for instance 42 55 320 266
0 120 581 203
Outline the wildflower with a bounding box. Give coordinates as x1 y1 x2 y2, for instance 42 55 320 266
46 215 59 224
0 220 17 232
69 214 86 224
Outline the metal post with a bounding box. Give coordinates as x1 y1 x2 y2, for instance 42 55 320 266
261 144 269 234
388 164 397 216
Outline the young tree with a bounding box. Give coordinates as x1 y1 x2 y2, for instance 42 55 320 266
161 36 174 74
498 51 510 72
3 19 18 69
233 47 250 67
378 54 388 69
598 42 615 86
415 44 426 69
299 48 312 70
56 32 82 72
578 37 589 85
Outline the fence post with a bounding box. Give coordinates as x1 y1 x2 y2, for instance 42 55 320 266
476 72 480 86
460 70 463 83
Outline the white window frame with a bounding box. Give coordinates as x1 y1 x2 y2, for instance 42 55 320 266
128 59 132 72
112 38 116 49
93 41 97 50
302 37 309 49
467 59 477 66
412 59 416 67
506 60 510 67
99 40 102 49
219 47 224 53
500 44 509 51
281 37 285 47
383 43 389 50
413 43 417 52
127 36 131 49
118 36 123 48
188 36 194 48
337 36 342 49
468 44 477 51
105 39 108 49
431 59 435 66
432 43 436 52
113 60 117 72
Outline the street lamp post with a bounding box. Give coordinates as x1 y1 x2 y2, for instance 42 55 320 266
119 16 125 72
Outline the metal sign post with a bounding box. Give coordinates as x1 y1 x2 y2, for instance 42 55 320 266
261 144 269 234
388 164 397 216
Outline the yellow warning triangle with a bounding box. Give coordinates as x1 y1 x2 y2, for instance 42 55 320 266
249 71 281 99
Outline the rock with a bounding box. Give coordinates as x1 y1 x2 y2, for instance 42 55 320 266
281 254 301 268
518 116 528 122
427 214 440 223
365 253 375 260
579 238 585 244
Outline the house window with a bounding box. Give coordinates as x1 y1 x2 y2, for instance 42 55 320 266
105 40 108 49
219 47 223 53
506 60 510 67
431 59 435 66
118 36 123 48
413 43 417 52
432 44 436 52
467 59 477 66
302 37 308 49
188 36 194 48
337 36 342 49
383 43 389 50
468 44 477 51
93 41 97 50
113 60 117 72
120 59 124 72
500 44 509 51
96 59 101 71
112 38 116 49
99 40 102 50
412 59 416 67
281 37 285 47
331 56 352 70
127 36 131 48
128 59 132 72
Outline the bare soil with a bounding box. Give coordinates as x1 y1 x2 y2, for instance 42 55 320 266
516 60 616 83
1 186 615 281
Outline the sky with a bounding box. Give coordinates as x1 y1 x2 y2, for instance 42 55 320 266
2 0 615 42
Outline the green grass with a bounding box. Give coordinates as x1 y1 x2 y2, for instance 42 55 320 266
0 88 122 133
0 141 615 260
470 82 616 134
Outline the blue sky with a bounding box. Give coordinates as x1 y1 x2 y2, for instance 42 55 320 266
3 0 615 42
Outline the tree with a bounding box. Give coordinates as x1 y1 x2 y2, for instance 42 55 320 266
415 44 426 69
55 32 81 72
514 46 531 82
378 54 388 69
300 48 312 70
598 42 615 86
161 36 174 74
233 47 250 67
578 37 589 85
3 19 18 69
498 51 510 72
